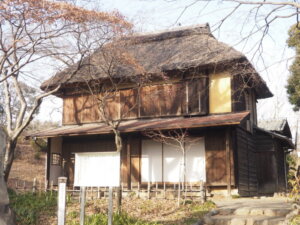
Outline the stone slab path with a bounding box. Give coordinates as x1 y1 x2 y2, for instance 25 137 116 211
203 198 294 225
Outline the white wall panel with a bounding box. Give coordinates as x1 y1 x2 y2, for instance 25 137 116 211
186 138 206 182
141 140 162 182
163 142 183 182
74 152 120 187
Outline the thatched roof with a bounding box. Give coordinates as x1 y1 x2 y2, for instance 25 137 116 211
258 119 292 138
41 24 272 99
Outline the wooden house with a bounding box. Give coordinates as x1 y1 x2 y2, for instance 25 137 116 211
30 24 294 196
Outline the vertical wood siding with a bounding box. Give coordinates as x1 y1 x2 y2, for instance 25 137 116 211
205 128 234 186
62 79 208 125
236 127 258 196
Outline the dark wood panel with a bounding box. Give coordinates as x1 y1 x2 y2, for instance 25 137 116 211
205 129 227 186
236 127 258 197
232 75 246 112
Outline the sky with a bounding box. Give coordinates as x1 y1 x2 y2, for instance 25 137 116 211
36 0 300 137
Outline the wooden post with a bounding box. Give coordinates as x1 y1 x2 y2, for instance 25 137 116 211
127 137 131 189
137 182 140 198
50 180 54 195
79 186 86 225
147 182 150 199
108 186 113 225
155 182 158 198
177 182 180 206
200 181 205 204
163 182 166 199
97 187 100 199
44 180 48 192
57 177 67 225
225 128 231 196
32 178 37 193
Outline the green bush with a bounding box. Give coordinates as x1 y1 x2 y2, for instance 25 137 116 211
8 189 57 225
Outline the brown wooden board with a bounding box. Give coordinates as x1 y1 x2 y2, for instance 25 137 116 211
205 128 227 186
130 137 141 184
188 77 208 115
120 89 138 119
63 97 76 124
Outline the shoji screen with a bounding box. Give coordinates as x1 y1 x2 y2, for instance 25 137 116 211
186 138 206 182
163 142 183 182
141 139 162 182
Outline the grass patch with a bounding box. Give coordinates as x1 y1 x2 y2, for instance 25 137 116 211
66 199 216 225
8 189 57 225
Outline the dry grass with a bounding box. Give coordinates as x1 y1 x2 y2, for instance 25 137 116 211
8 140 46 191
61 197 215 225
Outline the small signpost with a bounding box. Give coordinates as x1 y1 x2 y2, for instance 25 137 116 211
57 177 67 225
74 152 120 225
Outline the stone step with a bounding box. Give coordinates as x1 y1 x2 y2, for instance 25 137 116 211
205 215 286 225
233 207 292 217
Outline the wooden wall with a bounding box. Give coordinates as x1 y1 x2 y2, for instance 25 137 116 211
62 78 209 125
236 127 258 197
275 140 287 192
59 128 238 188
205 128 234 186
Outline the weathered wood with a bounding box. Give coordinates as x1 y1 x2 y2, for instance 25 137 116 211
205 129 227 186
236 127 258 197
127 137 131 188
225 128 231 196
120 89 138 118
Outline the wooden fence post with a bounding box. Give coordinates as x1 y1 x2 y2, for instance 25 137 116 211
200 181 205 204
80 186 86 225
57 177 67 225
32 178 37 193
108 186 113 225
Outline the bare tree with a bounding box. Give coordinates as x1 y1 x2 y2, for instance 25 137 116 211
144 129 202 205
0 0 131 181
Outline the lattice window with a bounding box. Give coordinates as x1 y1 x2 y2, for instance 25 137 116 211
51 153 62 166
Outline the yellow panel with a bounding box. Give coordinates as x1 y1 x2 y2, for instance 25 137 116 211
209 72 232 113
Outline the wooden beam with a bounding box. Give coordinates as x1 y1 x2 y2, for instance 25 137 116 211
127 136 131 189
46 138 51 186
226 128 231 196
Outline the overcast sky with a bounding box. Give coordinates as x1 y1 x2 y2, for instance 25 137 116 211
37 0 299 136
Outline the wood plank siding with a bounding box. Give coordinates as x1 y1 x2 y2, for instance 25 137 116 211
62 78 209 125
205 128 235 186
236 127 258 197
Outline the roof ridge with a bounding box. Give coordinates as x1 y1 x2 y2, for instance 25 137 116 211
127 23 212 44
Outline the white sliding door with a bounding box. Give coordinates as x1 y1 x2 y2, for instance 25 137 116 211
186 138 206 182
141 139 162 182
141 137 206 183
163 142 183 182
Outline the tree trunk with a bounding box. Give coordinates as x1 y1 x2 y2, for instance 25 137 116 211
0 128 15 225
113 129 123 213
3 140 16 182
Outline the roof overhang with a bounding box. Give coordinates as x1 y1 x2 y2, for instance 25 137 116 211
255 126 295 149
28 111 250 138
